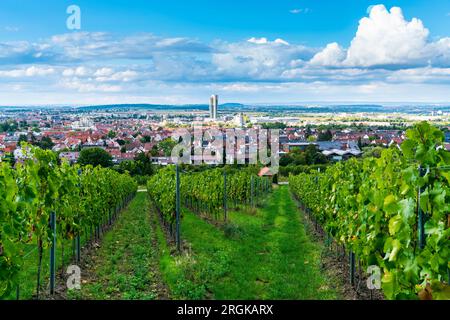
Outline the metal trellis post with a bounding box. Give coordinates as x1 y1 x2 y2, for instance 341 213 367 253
418 166 425 250
224 171 227 222
251 175 254 208
349 250 355 287
176 164 181 252
49 212 56 295
76 234 81 263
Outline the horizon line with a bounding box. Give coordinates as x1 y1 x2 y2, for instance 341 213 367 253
1 101 450 108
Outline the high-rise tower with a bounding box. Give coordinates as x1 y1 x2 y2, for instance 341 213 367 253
209 94 218 120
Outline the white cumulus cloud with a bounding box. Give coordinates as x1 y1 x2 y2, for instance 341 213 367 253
62 66 89 77
274 38 290 46
0 4 449 104
0 66 55 78
212 39 313 80
94 67 114 77
310 43 346 66
247 37 289 45
247 37 269 44
312 5 450 68
345 5 429 66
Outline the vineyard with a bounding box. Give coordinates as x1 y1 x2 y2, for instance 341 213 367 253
290 122 450 300
0 144 137 299
148 166 271 243
1 122 449 301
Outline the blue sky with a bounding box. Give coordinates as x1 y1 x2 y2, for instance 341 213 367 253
0 1 449 105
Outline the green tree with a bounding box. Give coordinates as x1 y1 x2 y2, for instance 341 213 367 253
280 145 329 167
2 152 15 165
305 126 312 139
318 129 333 141
107 130 116 138
357 137 363 150
36 136 54 150
0 121 18 132
150 145 159 157
261 122 286 129
158 138 178 157
279 154 294 166
362 146 384 158
114 152 154 179
116 160 137 174
78 147 113 167
304 144 327 165
117 139 126 146
18 134 28 143
134 151 154 176
140 135 151 143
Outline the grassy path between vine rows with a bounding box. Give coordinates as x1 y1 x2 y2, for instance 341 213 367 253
67 193 169 300
156 186 341 299
61 186 341 300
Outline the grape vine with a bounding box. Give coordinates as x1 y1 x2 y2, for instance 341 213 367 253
289 122 449 300
0 144 137 298
147 166 271 228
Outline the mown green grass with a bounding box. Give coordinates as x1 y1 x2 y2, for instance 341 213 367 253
154 209 234 299
157 186 340 299
69 193 160 300
13 186 339 300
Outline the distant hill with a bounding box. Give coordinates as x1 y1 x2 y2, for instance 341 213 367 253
76 103 247 112
1 103 449 114
220 103 245 108
76 104 209 111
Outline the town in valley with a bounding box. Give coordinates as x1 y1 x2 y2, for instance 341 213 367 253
1 96 449 178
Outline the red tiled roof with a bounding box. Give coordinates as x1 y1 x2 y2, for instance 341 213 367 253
119 153 135 159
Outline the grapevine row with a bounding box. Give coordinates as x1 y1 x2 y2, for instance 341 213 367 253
0 144 137 299
289 122 449 300
147 167 271 228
